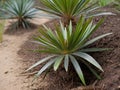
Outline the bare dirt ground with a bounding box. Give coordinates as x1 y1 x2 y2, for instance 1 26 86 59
0 19 49 90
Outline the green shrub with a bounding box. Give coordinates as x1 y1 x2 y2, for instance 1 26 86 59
26 16 112 85
0 0 39 29
37 0 113 25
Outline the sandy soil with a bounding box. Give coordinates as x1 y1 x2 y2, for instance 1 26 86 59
0 19 49 90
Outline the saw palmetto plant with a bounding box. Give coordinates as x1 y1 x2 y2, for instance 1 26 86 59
26 16 112 85
37 0 113 25
0 0 39 29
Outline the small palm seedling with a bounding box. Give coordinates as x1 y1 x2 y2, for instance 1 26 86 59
26 16 112 85
37 0 113 25
0 0 39 29
0 20 5 43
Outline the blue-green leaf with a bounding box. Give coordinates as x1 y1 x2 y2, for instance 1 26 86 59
73 52 103 71
70 55 86 85
26 55 56 71
64 54 69 72
54 56 64 71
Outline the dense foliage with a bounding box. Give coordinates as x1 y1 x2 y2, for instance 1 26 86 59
37 0 113 25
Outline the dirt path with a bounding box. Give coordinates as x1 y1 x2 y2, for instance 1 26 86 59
0 19 49 90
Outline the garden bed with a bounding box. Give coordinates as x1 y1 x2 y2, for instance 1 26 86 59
18 10 120 90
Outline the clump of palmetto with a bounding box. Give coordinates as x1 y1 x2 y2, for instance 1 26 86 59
37 0 113 26
26 16 112 85
0 0 39 29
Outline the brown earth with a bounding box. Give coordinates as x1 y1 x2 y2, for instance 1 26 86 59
18 11 120 90
0 8 119 90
